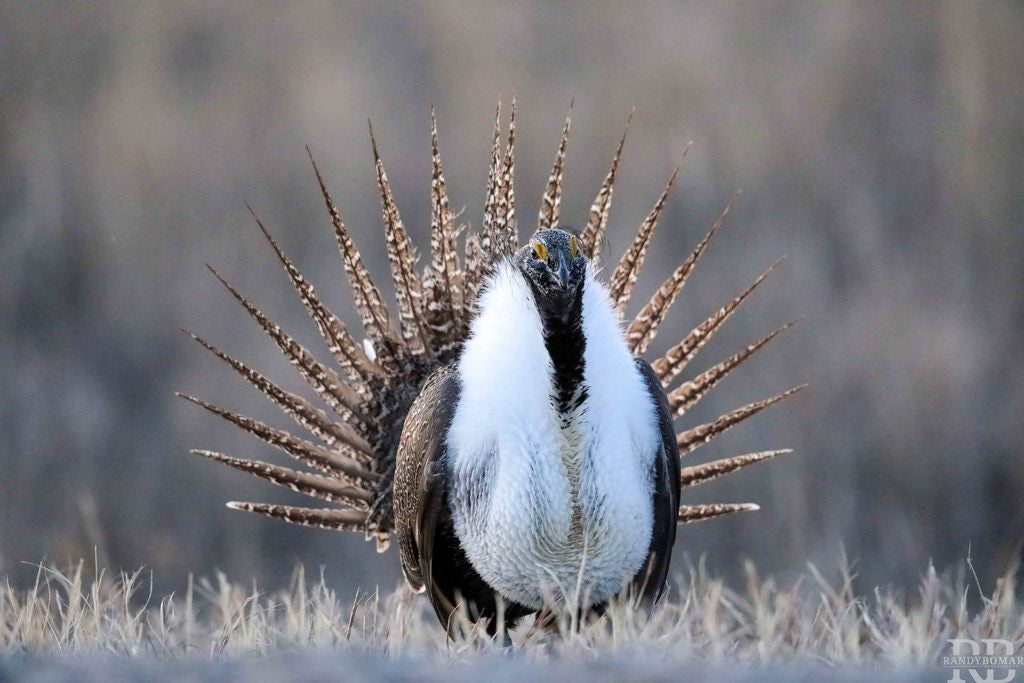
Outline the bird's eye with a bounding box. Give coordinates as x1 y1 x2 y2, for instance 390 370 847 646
531 241 548 261
569 235 578 259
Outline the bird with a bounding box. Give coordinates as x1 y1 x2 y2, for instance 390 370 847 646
180 102 804 635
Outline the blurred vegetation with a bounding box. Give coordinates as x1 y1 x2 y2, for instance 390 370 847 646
1 1 1022 597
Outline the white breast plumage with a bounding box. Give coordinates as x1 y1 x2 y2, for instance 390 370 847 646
447 260 660 609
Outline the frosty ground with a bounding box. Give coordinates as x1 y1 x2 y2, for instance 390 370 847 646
2 556 1021 681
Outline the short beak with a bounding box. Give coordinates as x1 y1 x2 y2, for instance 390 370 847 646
555 249 571 290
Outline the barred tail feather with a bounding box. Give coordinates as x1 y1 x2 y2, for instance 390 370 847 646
666 318 801 418
678 503 761 524
370 123 430 357
462 232 485 320
581 111 631 257
480 102 503 263
193 450 373 508
178 393 376 485
538 102 572 230
627 193 737 355
182 330 372 464
652 258 785 386
225 502 368 532
248 206 379 391
495 97 517 255
204 265 366 422
607 155 685 313
306 149 404 375
677 384 807 455
428 109 463 337
680 450 792 488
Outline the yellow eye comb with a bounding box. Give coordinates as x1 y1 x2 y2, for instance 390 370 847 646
531 241 548 261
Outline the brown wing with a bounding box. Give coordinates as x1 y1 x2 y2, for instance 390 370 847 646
628 357 681 605
394 365 533 634
394 365 459 595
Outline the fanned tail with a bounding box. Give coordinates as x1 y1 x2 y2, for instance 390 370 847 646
183 105 802 549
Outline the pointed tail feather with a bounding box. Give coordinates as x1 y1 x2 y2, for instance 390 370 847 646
204 265 366 423
495 98 517 255
370 123 430 357
678 503 760 524
667 318 800 418
627 194 736 355
652 258 785 386
480 102 503 263
429 110 463 337
182 330 373 464
680 449 792 488
538 102 572 230
193 450 372 508
306 148 403 374
581 111 632 257
676 384 807 454
607 153 686 313
226 502 368 532
178 393 377 485
248 207 380 391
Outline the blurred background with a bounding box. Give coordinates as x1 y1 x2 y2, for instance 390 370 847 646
2 1 1022 597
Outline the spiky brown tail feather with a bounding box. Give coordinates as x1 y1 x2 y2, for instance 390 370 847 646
182 104 802 548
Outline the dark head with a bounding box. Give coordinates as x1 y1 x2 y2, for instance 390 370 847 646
513 228 587 307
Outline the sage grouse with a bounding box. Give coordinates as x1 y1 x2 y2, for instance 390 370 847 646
181 103 804 634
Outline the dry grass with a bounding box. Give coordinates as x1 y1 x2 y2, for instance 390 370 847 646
1 555 1021 679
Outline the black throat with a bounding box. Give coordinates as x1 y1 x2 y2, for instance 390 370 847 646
531 280 588 417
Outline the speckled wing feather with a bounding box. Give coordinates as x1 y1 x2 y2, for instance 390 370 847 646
393 367 457 607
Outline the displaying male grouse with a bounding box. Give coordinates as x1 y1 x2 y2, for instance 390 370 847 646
181 103 803 634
